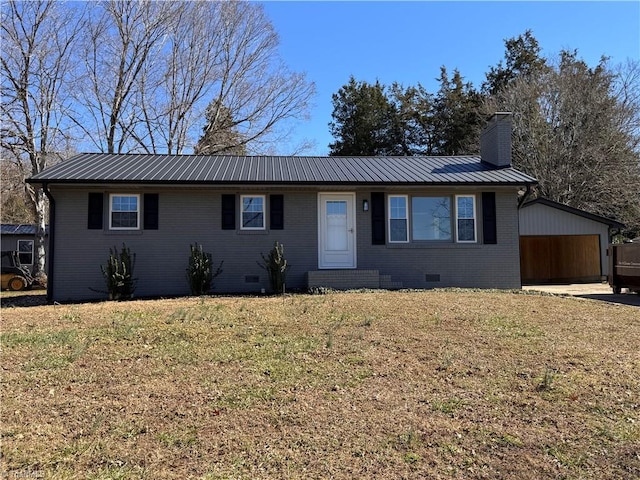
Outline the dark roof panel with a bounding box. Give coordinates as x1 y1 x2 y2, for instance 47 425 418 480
1 224 49 235
29 153 537 186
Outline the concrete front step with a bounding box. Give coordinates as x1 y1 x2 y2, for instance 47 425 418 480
307 270 403 290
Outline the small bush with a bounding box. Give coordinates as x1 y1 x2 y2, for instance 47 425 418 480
101 244 136 300
258 241 289 294
186 243 223 295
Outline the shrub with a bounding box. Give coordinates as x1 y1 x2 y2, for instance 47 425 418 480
186 243 223 295
101 244 136 300
259 241 289 294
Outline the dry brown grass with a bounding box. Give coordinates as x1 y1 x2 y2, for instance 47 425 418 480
1 290 639 479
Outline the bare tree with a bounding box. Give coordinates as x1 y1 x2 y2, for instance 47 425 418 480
0 159 35 223
73 0 179 153
487 52 640 233
612 58 640 154
75 0 314 155
1 0 84 277
135 0 223 154
193 1 314 155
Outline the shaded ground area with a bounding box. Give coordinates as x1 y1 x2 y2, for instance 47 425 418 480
0 289 48 308
523 283 640 307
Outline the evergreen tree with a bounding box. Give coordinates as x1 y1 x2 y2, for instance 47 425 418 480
328 76 403 156
328 73 482 157
432 67 484 155
388 83 434 155
482 29 549 95
194 101 247 155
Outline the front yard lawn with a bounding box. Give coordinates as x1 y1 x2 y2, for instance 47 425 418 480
1 290 638 479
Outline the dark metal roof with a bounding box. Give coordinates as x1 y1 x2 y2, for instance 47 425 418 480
28 153 537 186
521 197 625 228
1 224 49 235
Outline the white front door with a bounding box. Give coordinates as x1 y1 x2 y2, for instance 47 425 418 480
318 193 356 268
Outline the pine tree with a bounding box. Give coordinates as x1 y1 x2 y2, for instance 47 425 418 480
328 76 404 156
431 67 483 155
194 101 247 155
482 29 549 95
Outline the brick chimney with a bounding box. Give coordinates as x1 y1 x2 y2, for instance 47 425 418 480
480 112 512 168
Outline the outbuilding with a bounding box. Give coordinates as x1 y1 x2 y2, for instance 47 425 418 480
0 224 49 274
519 198 624 284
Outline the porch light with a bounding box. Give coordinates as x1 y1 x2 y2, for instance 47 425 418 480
363 199 369 212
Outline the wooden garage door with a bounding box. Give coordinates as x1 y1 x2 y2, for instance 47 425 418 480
520 235 601 284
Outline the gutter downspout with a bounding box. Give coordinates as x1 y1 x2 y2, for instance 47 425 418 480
42 183 55 303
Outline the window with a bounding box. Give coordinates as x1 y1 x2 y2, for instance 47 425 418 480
388 195 408 242
456 195 476 242
110 194 140 230
384 194 477 244
241 195 265 230
17 240 34 265
412 197 452 241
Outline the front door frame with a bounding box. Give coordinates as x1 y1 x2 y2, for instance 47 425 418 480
318 192 357 269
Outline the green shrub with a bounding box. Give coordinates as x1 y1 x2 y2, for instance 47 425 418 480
101 244 136 300
186 243 223 295
259 241 289 294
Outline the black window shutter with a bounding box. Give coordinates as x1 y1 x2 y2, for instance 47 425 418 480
221 194 236 230
482 192 497 244
143 193 159 230
88 192 103 230
371 192 386 245
270 194 284 230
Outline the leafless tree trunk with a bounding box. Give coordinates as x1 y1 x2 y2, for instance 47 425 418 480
1 0 83 277
135 0 223 154
74 0 314 155
73 0 179 153
195 1 314 155
0 159 35 223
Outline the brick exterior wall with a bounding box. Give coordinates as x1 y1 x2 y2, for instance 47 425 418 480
480 113 512 168
48 186 522 302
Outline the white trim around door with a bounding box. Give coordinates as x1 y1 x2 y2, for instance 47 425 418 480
318 193 357 269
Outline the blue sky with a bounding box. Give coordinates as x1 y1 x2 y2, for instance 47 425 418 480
260 1 640 155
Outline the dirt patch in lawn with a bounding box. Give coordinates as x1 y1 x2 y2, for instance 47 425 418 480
1 290 638 479
1 289 48 308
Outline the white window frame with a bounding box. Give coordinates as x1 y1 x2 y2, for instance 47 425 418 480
17 239 34 265
240 194 266 230
388 195 409 243
109 194 140 230
455 194 477 243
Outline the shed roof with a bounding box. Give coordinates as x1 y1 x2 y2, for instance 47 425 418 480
28 153 537 186
0 224 49 235
521 197 625 229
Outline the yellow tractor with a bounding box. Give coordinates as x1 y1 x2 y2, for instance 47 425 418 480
1 251 34 291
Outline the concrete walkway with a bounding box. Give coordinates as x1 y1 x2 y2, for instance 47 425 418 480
523 283 640 307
